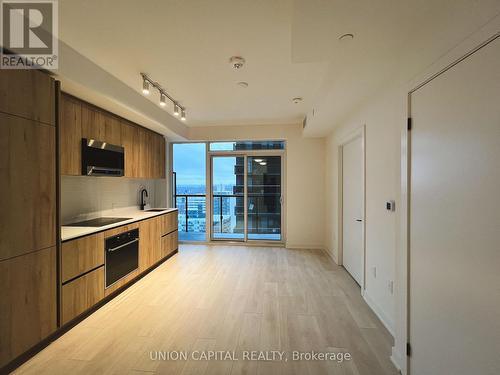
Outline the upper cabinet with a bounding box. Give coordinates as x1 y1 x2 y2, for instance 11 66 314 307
0 69 55 125
60 93 165 179
60 95 82 176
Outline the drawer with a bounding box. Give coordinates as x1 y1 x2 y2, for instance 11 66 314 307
161 211 178 236
61 232 104 283
61 266 104 325
161 231 178 258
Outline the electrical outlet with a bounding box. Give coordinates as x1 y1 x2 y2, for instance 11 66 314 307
388 280 394 295
372 267 377 278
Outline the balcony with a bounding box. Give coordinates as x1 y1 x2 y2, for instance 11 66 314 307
175 194 281 241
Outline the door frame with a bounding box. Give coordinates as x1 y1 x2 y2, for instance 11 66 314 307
208 149 285 244
169 141 286 246
208 153 247 242
338 125 366 292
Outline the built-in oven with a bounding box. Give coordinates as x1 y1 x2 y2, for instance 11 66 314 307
105 228 139 288
81 138 124 176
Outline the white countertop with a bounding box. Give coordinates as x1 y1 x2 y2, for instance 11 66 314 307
61 206 178 241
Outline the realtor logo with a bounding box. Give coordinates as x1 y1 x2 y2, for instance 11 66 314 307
1 0 58 69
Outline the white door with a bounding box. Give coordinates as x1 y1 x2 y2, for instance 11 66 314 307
410 36 500 375
342 136 364 285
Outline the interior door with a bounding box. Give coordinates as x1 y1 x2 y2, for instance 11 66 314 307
342 136 364 285
409 36 500 375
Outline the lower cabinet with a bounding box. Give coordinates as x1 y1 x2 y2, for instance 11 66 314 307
139 217 161 272
61 232 104 283
0 247 57 367
61 266 104 325
161 231 178 258
59 211 178 327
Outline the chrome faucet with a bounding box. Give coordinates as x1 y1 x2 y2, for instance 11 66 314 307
140 188 149 210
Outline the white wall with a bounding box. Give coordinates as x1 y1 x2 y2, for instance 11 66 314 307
324 87 405 335
188 123 325 249
61 176 165 224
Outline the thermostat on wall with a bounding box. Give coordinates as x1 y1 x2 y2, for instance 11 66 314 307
386 200 396 211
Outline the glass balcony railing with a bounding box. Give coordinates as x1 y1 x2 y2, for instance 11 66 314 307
175 194 207 241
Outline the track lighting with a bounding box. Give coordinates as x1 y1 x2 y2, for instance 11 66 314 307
140 73 187 121
142 78 150 95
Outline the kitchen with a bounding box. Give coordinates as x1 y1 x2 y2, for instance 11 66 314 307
0 70 179 369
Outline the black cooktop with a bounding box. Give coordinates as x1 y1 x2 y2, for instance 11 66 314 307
65 217 132 227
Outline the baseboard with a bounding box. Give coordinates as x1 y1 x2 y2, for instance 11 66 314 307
362 290 395 336
391 346 405 374
285 243 325 250
321 247 339 264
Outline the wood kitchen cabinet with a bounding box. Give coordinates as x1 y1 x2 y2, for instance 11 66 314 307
61 267 104 325
0 113 56 261
59 93 82 175
81 102 105 141
59 94 165 179
161 231 178 258
0 69 55 125
161 211 178 236
59 211 178 326
121 120 140 178
0 247 57 367
139 217 162 272
0 69 57 369
61 232 105 283
104 114 122 146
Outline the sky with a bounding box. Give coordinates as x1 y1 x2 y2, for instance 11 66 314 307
173 143 237 186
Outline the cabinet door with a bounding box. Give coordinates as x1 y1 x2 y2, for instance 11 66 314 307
139 217 162 272
104 115 122 146
0 113 56 261
61 233 104 283
121 121 139 178
61 266 104 325
154 134 166 179
0 247 57 367
60 94 82 175
161 231 178 258
0 69 54 125
161 211 178 236
81 104 105 141
138 128 152 178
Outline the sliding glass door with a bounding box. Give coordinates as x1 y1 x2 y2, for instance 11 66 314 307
211 156 245 240
210 154 282 242
247 156 282 241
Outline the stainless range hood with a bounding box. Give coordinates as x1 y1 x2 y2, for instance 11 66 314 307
81 138 124 176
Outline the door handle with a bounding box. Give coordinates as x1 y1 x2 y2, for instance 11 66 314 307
355 219 363 222
107 238 139 252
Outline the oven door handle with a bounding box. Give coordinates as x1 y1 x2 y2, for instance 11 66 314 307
107 238 139 252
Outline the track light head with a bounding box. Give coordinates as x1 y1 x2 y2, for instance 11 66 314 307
142 79 150 95
173 104 180 116
160 93 166 106
180 109 186 121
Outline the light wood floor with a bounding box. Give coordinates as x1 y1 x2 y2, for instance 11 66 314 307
14 245 398 375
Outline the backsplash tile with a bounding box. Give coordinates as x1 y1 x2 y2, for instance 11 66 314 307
61 176 165 224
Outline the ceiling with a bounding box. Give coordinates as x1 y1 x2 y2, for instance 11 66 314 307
58 0 500 136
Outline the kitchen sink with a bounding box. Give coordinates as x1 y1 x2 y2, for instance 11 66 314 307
145 208 168 212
